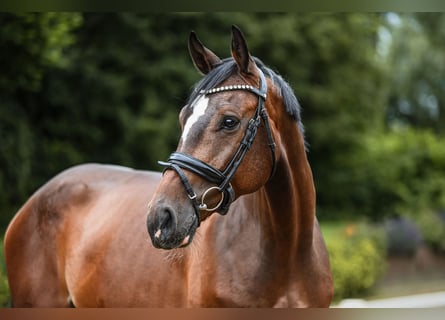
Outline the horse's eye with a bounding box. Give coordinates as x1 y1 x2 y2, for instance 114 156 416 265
221 116 240 130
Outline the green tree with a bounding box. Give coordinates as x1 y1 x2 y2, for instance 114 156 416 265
385 13 445 134
347 128 445 220
0 13 82 228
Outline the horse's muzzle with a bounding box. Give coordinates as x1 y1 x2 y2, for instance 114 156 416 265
146 203 197 249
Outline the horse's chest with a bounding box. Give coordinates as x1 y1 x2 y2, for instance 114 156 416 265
189 259 287 307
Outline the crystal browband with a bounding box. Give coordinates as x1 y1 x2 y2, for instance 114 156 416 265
200 84 267 99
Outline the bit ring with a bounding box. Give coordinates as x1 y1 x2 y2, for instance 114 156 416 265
198 187 224 212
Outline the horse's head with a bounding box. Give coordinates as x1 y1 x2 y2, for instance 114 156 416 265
147 26 285 249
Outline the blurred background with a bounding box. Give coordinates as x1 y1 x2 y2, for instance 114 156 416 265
1 13 445 306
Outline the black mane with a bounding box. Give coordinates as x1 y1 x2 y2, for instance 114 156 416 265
187 57 303 131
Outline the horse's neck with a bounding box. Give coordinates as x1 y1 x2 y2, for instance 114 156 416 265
262 120 316 257
215 120 315 266
184 121 318 305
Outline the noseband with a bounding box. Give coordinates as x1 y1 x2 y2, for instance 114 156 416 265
159 69 276 226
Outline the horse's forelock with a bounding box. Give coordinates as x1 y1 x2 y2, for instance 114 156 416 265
187 57 303 128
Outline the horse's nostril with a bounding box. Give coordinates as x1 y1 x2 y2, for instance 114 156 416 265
157 206 178 237
161 207 172 229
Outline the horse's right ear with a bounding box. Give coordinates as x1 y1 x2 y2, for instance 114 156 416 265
188 31 222 75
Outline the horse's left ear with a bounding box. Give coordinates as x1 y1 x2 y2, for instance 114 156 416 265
231 25 256 76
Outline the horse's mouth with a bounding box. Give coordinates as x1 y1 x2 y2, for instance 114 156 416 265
151 232 195 250
163 228 196 249
178 234 192 248
177 218 198 248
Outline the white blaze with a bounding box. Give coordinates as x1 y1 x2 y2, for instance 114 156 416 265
181 95 209 145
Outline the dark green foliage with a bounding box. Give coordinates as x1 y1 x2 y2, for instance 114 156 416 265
0 13 82 227
346 129 445 220
0 13 81 93
385 13 445 134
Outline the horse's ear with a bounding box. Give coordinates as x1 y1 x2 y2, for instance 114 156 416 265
231 25 256 76
188 31 221 75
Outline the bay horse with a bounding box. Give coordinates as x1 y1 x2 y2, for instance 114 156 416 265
4 26 333 307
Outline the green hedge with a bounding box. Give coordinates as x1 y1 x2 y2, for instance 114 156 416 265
0 238 9 307
327 128 445 221
324 223 386 301
0 269 9 307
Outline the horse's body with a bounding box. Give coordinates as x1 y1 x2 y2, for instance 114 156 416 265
4 26 333 307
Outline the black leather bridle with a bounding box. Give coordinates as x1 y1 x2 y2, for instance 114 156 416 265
158 69 276 226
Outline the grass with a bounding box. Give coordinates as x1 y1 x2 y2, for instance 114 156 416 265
320 220 348 241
